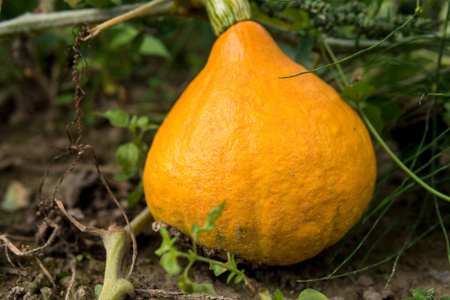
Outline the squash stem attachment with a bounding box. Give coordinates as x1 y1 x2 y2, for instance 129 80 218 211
202 0 251 36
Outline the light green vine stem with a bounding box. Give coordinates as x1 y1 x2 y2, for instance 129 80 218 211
126 208 153 237
358 106 450 202
202 0 251 36
98 226 135 300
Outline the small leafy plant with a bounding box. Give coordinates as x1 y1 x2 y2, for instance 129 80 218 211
155 201 331 299
155 201 251 296
402 287 450 300
96 109 159 207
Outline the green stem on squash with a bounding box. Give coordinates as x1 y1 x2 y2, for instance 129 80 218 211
98 226 135 300
358 105 450 202
126 208 154 237
202 0 251 36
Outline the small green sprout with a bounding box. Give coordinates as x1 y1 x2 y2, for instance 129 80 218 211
95 109 159 207
155 200 251 296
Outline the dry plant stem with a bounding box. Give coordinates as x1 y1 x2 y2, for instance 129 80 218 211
0 221 59 256
65 256 77 300
85 0 174 40
34 255 57 288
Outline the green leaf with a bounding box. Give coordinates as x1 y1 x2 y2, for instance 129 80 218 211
234 272 244 284
97 109 130 128
297 288 329 300
411 288 427 299
342 81 375 104
361 104 383 133
94 284 103 295
139 35 170 58
86 0 112 7
155 228 178 256
440 296 450 300
295 33 315 67
210 263 227 276
160 249 181 276
156 229 181 276
274 289 288 300
113 173 130 181
116 143 139 178
136 116 150 128
179 275 217 295
179 275 195 294
226 272 235 285
64 0 82 8
109 25 139 50
55 93 73 106
191 201 226 241
127 189 143 208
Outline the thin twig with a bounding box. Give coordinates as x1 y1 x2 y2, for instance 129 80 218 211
85 0 173 40
65 256 78 300
0 221 59 256
55 199 102 234
34 255 57 289
84 145 137 279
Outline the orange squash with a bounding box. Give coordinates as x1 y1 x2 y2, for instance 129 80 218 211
143 20 377 266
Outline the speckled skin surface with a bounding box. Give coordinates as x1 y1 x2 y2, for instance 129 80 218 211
143 21 377 266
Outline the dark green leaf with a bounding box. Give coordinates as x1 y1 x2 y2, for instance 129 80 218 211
342 81 375 104
116 142 139 178
55 93 73 106
274 289 288 300
440 296 450 300
295 33 315 66
297 288 329 300
127 190 143 208
178 275 195 293
362 104 384 133
139 35 170 58
97 109 130 128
